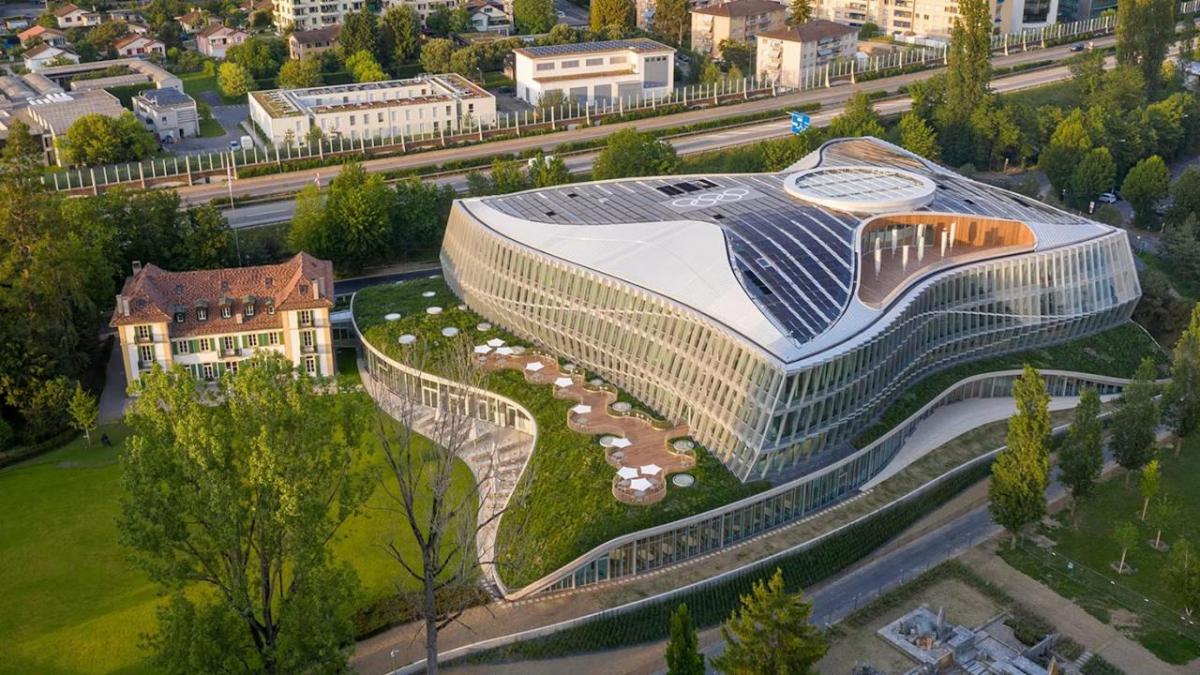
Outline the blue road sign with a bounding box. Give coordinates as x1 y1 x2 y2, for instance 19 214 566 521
791 112 811 134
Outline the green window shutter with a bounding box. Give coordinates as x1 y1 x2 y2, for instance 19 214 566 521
260 332 269 345
171 341 178 355
189 339 199 353
235 335 242 349
216 362 225 376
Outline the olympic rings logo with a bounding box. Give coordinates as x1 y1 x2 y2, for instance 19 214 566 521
671 188 749 208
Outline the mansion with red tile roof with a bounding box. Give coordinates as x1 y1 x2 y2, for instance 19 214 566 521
110 253 335 387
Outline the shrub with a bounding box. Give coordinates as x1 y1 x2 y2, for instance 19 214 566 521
0 417 13 451
1080 654 1125 675
1004 607 1053 646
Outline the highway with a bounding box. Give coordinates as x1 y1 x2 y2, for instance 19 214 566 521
213 36 1114 228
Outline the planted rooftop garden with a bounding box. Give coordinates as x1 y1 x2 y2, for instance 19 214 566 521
353 278 768 589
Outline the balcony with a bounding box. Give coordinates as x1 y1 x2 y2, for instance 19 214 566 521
301 343 317 355
219 347 238 358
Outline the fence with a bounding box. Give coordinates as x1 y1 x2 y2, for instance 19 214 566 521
42 10 1132 194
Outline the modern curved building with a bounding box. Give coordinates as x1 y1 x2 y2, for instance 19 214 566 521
441 137 1140 482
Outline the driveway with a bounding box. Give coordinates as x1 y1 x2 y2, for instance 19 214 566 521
554 0 589 27
98 338 130 425
172 103 252 154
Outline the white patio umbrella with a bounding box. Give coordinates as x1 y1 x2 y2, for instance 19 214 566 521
617 466 639 480
610 437 632 449
629 478 653 492
570 404 591 415
640 464 662 476
486 338 505 347
474 345 492 354
554 376 573 387
524 361 544 371
495 346 514 355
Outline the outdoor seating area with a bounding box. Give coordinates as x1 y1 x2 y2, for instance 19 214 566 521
475 340 696 506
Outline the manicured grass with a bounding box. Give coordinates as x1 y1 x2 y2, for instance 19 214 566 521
198 117 225 138
854 322 1167 447
998 435 1200 665
1002 79 1081 111
179 70 245 105
0 401 472 674
354 279 767 589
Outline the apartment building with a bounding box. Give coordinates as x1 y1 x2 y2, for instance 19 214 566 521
815 0 1057 38
756 20 857 88
249 73 497 144
513 39 675 106
274 0 366 31
691 0 788 60
383 0 463 27
288 24 340 59
110 253 337 389
197 24 249 58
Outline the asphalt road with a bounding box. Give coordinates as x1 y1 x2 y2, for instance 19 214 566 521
217 43 1105 229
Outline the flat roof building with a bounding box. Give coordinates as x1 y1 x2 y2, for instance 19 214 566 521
513 39 674 107
691 0 787 60
133 87 200 141
110 253 337 388
23 89 126 164
248 73 497 145
440 137 1140 482
756 20 858 90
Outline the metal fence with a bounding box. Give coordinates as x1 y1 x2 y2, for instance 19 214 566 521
42 9 1135 194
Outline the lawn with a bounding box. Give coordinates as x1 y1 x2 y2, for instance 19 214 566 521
198 117 225 138
853 322 1167 447
353 279 768 589
0 400 472 674
1001 79 1081 111
998 435 1200 666
179 70 245 105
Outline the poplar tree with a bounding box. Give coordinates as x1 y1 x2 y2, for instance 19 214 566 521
1058 387 1104 517
989 365 1051 547
1164 538 1200 617
712 569 827 674
1167 304 1200 456
1111 357 1161 484
1116 0 1176 92
1139 459 1161 520
939 0 992 165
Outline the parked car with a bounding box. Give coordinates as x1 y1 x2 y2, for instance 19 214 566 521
229 139 240 151
1098 191 1120 204
1070 43 1085 52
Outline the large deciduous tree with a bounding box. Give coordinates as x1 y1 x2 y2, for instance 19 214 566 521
989 364 1051 547
346 49 388 82
711 568 827 674
60 112 157 166
593 128 679 179
276 57 321 88
828 92 885 138
1069 147 1115 210
1111 357 1161 483
1058 387 1104 517
895 111 940 160
339 7 380 61
381 4 422 67
1116 0 1175 92
119 355 370 674
1122 155 1171 229
217 61 253 97
788 0 813 26
288 162 393 273
591 0 634 31
513 0 556 34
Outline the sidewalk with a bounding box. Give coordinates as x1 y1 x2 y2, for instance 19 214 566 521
97 340 129 425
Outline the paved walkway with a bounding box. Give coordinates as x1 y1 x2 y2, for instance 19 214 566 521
97 338 129 424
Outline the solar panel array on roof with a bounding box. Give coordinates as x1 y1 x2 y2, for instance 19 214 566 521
517 39 672 58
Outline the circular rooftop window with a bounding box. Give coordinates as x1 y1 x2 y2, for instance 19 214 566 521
784 166 936 214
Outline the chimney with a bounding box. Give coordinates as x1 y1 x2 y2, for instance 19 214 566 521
312 278 319 299
131 260 142 276
315 277 325 298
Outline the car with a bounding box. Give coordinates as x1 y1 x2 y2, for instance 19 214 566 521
678 53 691 64
1069 42 1085 52
229 139 240 151
556 10 565 17
1098 192 1120 204
1153 203 1171 216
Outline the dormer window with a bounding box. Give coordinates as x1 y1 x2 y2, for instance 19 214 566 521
221 305 232 319
244 295 256 318
266 299 275 315
174 311 185 323
197 307 208 321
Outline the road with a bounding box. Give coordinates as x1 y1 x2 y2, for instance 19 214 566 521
218 44 1103 229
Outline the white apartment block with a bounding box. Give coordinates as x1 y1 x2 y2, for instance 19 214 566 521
756 20 858 89
513 39 674 106
384 0 462 26
248 73 497 145
274 0 366 31
133 87 200 141
110 253 336 388
815 0 1057 38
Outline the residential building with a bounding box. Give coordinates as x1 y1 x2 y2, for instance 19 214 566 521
383 0 462 27
756 20 857 89
133 87 200 141
690 0 788 60
124 22 152 34
108 9 144 23
175 9 211 33
113 34 166 58
995 0 1058 33
273 0 366 31
248 73 497 145
55 3 103 28
18 25 68 48
22 89 125 164
24 44 80 72
513 39 675 106
197 24 249 58
813 0 1058 38
439 136 1141 482
110 253 337 388
4 16 31 31
288 24 340 60
466 0 511 32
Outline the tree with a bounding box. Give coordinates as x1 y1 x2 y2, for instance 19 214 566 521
426 5 453 36
989 365 1051 547
1148 496 1178 550
1122 155 1170 229
528 151 570 187
761 132 817 171
1059 387 1104 517
1111 357 1161 483
1169 168 1200 226
1113 521 1139 573
653 0 689 46
449 7 473 33
339 7 379 61
513 0 556 34
895 112 939 160
67 381 98 445
217 61 253 98
2 119 41 162
490 158 529 194
788 0 813 26
119 356 368 674
276 57 321 88
391 179 457 253
1069 147 1115 210
828 92 885 138
1069 49 1106 102
593 129 679 179
346 49 388 82
711 569 827 674
449 46 481 78
60 112 157 166
1039 109 1094 195
591 0 633 31
381 4 422 67
717 39 753 73
1116 0 1175 92
421 38 455 74
226 36 286 79
1161 217 1200 289
1167 304 1200 456
665 604 705 675
1164 538 1200 616
1139 458 1161 521
937 0 992 165
699 59 724 85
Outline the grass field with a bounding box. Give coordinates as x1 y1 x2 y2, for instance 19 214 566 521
198 117 225 138
999 436 1200 665
0 395 472 674
180 71 245 105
